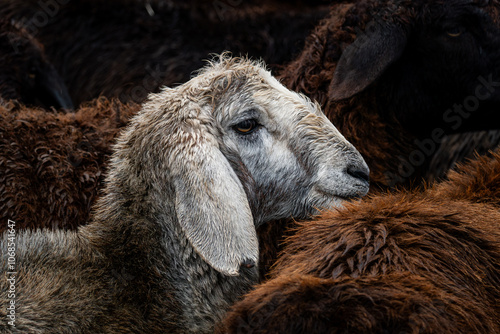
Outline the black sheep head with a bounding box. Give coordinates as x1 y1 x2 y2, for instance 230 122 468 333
330 0 500 137
0 21 73 110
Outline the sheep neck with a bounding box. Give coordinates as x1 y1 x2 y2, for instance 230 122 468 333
83 192 259 333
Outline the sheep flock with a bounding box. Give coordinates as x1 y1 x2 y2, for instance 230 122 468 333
1 0 500 333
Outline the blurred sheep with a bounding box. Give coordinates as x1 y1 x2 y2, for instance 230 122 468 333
0 19 73 109
0 0 328 105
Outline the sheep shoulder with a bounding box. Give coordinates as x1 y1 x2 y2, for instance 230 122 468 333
1 230 105 332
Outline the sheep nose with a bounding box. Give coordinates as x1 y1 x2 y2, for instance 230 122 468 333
240 259 255 269
346 164 370 186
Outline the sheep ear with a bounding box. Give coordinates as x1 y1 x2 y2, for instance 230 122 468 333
330 23 407 100
173 127 258 277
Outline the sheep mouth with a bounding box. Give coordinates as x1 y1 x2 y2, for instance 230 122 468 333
313 187 361 202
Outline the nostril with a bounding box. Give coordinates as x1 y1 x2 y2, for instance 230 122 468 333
346 165 370 184
240 259 255 269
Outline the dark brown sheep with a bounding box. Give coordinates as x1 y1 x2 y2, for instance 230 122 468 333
0 0 328 105
258 0 500 277
0 19 73 109
219 151 500 333
0 97 139 232
218 273 497 334
278 0 500 189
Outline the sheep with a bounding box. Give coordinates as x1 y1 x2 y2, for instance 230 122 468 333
0 97 286 282
0 97 140 233
0 0 329 105
0 19 73 109
0 56 370 333
0 95 282 280
218 272 500 334
278 0 500 190
218 150 500 333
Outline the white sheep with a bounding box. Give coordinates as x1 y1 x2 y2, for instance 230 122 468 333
0 55 369 333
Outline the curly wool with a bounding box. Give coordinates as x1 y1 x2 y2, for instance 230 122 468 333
0 98 140 232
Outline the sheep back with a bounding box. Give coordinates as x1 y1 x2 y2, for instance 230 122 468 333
218 273 496 334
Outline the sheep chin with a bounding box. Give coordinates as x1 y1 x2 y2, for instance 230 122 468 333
307 188 350 213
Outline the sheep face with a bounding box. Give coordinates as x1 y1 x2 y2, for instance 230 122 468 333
212 66 370 223
109 56 368 276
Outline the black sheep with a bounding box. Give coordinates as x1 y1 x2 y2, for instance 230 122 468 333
0 0 328 105
426 129 500 182
279 0 500 189
0 20 73 109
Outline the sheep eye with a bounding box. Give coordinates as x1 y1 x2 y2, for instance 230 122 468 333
446 27 464 37
233 119 259 134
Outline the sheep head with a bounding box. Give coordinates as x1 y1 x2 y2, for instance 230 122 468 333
0 20 73 110
278 0 500 188
104 55 369 276
329 0 500 136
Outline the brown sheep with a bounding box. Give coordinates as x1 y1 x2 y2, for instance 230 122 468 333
218 273 497 334
278 0 500 190
0 19 73 109
219 150 500 333
0 97 139 233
